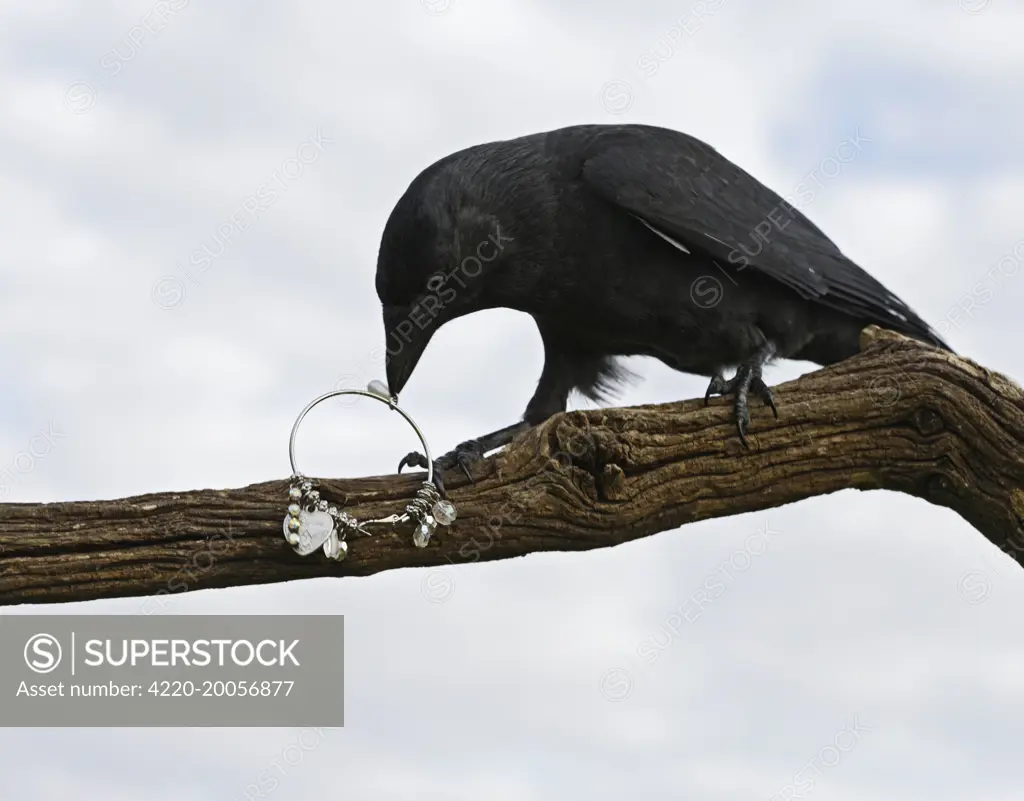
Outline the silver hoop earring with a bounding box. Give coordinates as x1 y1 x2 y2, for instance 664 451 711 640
283 381 457 561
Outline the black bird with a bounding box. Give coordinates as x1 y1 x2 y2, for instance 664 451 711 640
376 123 949 491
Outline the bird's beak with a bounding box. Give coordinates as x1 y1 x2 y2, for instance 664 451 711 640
383 304 437 398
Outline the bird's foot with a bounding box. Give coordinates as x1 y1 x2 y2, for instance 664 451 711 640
704 361 778 446
397 439 486 496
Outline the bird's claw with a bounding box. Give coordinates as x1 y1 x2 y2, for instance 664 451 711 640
397 451 430 473
398 451 446 497
396 438 487 496
705 368 778 445
449 439 486 482
704 374 729 406
752 377 778 419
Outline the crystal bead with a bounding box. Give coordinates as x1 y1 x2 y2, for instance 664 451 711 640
432 500 456 526
286 516 301 533
287 503 301 517
288 486 303 502
413 515 435 548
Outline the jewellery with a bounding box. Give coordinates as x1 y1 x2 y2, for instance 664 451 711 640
283 380 457 560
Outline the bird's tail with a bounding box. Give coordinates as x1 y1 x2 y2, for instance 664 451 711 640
574 356 642 405
794 315 952 366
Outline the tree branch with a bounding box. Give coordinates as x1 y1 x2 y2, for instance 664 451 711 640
2 326 1023 607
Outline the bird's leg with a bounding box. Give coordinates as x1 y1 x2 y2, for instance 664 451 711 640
397 421 532 496
399 328 580 495
704 342 778 445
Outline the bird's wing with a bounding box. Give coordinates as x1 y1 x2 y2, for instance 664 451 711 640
577 126 947 347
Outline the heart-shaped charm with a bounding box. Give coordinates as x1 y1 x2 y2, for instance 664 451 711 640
294 509 336 556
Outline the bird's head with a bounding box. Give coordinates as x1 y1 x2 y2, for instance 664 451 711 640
376 201 509 398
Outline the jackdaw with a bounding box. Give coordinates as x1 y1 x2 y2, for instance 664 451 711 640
375 123 949 492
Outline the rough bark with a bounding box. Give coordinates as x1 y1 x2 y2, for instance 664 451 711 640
2 327 1022 607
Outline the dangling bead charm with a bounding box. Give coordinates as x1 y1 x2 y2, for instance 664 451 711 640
413 515 436 548
432 499 456 526
283 514 301 545
323 531 348 561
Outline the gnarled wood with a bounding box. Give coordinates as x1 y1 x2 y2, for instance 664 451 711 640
1 327 1022 606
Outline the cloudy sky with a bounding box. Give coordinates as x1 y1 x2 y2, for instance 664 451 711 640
2 0 1024 798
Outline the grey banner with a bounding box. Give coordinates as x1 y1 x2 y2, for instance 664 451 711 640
0 615 344 727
